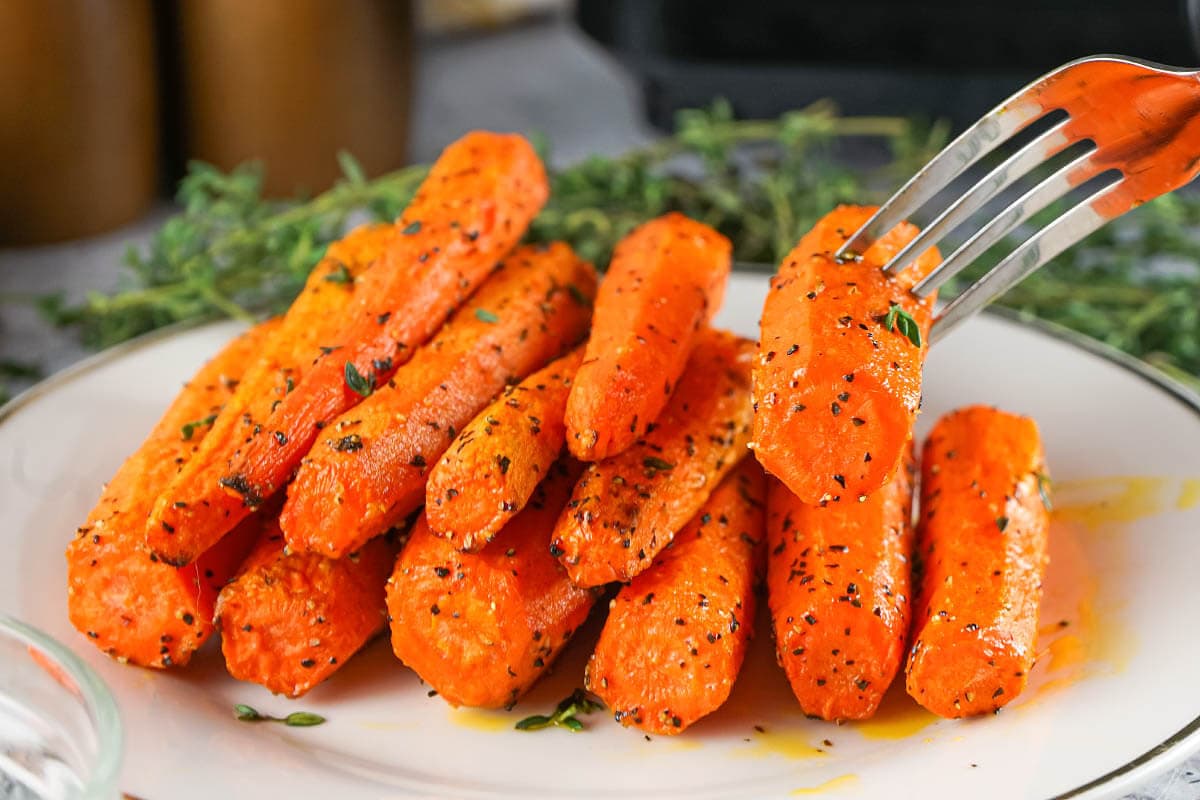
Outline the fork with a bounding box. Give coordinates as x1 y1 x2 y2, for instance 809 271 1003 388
835 55 1200 343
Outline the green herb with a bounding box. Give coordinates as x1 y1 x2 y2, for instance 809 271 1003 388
474 308 499 324
233 704 326 727
180 413 218 441
402 220 422 235
343 362 374 397
1036 472 1053 511
514 689 603 733
883 304 922 348
643 456 675 472
996 516 1009 532
324 263 353 284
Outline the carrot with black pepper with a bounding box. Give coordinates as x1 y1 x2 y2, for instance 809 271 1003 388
905 405 1051 718
766 444 916 721
150 131 549 566
425 347 583 552
753 204 940 506
215 518 398 698
566 212 731 461
552 328 755 587
586 458 765 734
388 460 599 708
66 319 280 668
281 242 596 558
146 223 394 565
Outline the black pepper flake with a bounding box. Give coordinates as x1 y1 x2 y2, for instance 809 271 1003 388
161 521 176 534
786 344 799 355
430 604 441 615
300 658 316 668
334 434 363 452
675 617 686 626
804 613 818 625
831 402 842 416
434 567 450 578
182 613 195 625
410 455 427 468
643 593 655 605
832 474 846 488
497 455 511 474
855 678 871 691
273 431 288 446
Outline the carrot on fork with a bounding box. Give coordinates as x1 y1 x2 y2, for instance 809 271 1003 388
66 319 280 668
388 460 600 709
586 458 766 734
552 328 756 588
146 223 394 565
752 204 940 506
766 444 916 721
566 212 731 462
425 347 583 552
281 242 596 559
149 131 549 566
905 405 1051 718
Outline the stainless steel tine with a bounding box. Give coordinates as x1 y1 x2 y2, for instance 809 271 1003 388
909 146 1105 298
881 118 1072 277
929 182 1120 342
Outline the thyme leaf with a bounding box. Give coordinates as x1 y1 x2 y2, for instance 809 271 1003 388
343 362 374 397
232 704 326 727
883 304 922 348
514 689 603 733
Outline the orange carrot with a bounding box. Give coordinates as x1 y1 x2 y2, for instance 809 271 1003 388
146 223 394 565
906 405 1051 718
566 212 731 461
752 204 940 506
425 347 583 551
552 328 755 587
388 461 599 708
149 131 548 566
215 519 397 698
66 319 280 667
281 243 596 558
586 458 765 734
766 445 916 721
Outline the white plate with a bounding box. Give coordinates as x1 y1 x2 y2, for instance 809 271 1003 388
2 273 1200 800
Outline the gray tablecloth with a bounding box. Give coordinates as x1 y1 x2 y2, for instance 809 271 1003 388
0 17 1195 800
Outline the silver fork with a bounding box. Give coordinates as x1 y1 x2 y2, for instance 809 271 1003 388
835 55 1200 343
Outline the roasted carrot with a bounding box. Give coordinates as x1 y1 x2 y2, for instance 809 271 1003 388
586 458 765 734
215 519 397 698
753 204 940 506
388 460 599 708
66 319 280 667
425 347 583 551
766 444 916 721
149 131 548 566
566 212 731 461
552 328 755 587
281 242 596 558
905 405 1051 718
146 223 394 565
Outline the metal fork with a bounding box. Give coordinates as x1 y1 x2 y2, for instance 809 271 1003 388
835 55 1200 343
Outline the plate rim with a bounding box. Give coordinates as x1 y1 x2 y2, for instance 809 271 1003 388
4 308 1199 800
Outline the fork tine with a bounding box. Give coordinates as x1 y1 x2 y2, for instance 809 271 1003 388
880 119 1073 277
929 181 1120 342
909 146 1104 298
835 99 1046 260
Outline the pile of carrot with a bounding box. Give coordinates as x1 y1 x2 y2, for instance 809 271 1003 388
66 131 1054 734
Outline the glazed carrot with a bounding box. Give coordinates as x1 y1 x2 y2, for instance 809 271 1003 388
766 445 916 721
586 458 765 734
425 347 583 551
753 204 940 506
905 406 1051 718
552 328 755 587
215 519 397 698
150 131 548 566
66 319 280 668
146 223 394 565
282 243 596 558
388 461 599 708
566 212 731 461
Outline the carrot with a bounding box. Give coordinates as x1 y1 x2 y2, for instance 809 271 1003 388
150 131 549 566
146 223 394 565
552 328 755 587
585 457 766 734
905 405 1051 718
388 460 599 708
215 518 398 698
566 212 731 461
425 347 583 552
281 242 596 558
752 204 940 506
66 319 280 668
766 444 916 721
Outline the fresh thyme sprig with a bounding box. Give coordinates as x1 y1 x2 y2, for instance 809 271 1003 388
514 689 604 732
232 703 325 727
27 100 1200 393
